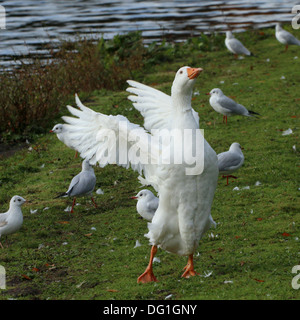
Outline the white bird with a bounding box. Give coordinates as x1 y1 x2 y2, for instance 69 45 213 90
225 31 252 57
131 189 159 221
62 66 219 283
218 143 244 185
275 23 300 51
55 159 97 213
0 196 26 248
208 88 260 124
132 189 216 228
50 123 78 158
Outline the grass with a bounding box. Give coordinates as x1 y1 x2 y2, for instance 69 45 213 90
0 26 299 300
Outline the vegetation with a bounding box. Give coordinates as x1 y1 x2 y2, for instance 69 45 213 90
0 26 299 300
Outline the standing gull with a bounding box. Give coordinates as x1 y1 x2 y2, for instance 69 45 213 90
218 143 244 185
225 31 252 57
131 189 159 222
0 196 26 248
275 23 300 51
55 159 97 213
208 88 260 124
62 66 218 283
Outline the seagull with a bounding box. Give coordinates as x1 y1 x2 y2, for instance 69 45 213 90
62 66 219 283
55 159 97 213
50 123 78 158
208 88 260 124
275 23 300 51
0 196 26 248
131 189 159 222
131 189 216 228
225 31 252 57
217 143 244 185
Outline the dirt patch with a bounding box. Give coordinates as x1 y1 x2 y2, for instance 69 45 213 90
0 142 27 159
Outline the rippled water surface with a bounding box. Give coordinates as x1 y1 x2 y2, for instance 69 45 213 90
0 0 299 66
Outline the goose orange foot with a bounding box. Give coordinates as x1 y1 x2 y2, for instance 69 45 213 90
181 254 199 278
137 267 158 283
137 245 158 283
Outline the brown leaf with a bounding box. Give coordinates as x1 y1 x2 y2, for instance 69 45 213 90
21 274 32 280
84 233 93 237
57 221 69 224
253 278 264 282
257 218 263 221
107 289 119 292
32 267 39 272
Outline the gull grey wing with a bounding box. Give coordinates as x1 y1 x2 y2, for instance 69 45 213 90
229 38 251 55
68 172 96 197
66 174 80 196
218 95 248 115
281 30 300 45
217 152 243 171
147 198 159 214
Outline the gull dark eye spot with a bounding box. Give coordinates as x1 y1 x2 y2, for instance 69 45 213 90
179 71 183 74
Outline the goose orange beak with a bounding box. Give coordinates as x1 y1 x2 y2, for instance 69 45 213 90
187 67 203 80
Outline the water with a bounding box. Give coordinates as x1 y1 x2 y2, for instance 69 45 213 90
0 0 298 67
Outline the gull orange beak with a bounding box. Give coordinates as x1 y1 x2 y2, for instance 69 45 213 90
187 67 203 80
49 130 53 133
130 196 138 199
205 92 211 95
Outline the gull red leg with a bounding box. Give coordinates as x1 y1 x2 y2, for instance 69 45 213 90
181 254 199 278
70 197 76 213
91 197 97 208
137 245 158 283
222 175 237 185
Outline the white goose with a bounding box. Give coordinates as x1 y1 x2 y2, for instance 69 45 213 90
62 66 218 283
